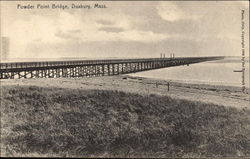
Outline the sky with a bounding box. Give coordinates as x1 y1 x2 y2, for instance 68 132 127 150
1 1 249 59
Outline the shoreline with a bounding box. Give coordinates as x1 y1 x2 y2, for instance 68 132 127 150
128 75 250 91
1 75 249 109
130 74 250 88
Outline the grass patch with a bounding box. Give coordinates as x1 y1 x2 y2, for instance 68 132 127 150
1 86 250 157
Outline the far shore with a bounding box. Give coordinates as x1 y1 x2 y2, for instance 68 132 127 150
1 75 249 109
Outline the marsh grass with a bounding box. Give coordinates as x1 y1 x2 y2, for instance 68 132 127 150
1 86 250 157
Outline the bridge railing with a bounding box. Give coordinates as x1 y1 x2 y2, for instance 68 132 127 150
0 58 165 69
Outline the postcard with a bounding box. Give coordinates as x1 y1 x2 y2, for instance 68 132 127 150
0 1 249 158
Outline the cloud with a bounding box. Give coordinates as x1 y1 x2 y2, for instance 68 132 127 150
18 11 168 43
156 2 202 22
2 1 247 59
99 27 124 33
3 7 170 58
116 30 168 42
55 30 81 40
96 19 114 25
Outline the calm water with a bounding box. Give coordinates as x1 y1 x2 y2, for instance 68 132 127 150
130 60 250 88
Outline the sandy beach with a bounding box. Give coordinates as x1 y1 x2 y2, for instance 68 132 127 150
1 75 249 109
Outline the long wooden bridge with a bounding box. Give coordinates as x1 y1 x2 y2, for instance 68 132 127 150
0 56 224 79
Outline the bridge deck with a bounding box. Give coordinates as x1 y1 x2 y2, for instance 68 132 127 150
0 57 222 70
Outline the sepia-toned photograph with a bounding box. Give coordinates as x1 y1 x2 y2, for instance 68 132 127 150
0 0 249 158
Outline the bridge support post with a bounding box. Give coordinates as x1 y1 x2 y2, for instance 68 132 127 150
24 71 27 78
44 69 47 78
121 64 124 74
101 65 105 76
111 64 114 75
